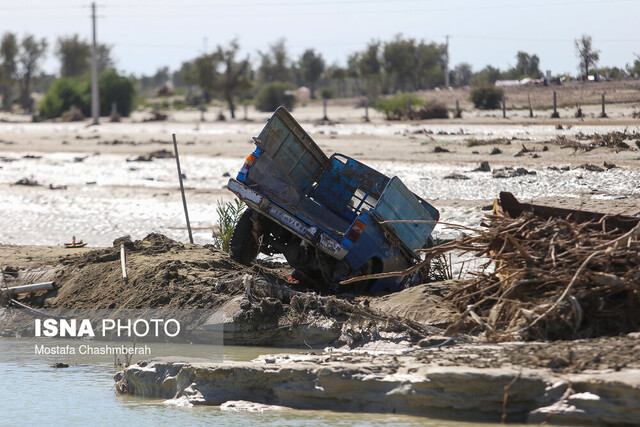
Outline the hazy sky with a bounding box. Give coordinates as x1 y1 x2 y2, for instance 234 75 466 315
1 0 639 77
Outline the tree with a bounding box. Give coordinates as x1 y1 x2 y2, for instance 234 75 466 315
513 51 540 78
99 69 135 117
626 55 640 78
382 35 416 92
298 49 324 98
414 41 445 89
17 35 47 111
350 41 382 99
193 40 251 118
56 35 91 77
258 39 291 83
575 34 600 79
55 35 112 78
213 39 251 118
326 65 346 97
0 32 18 109
470 65 502 85
452 63 472 87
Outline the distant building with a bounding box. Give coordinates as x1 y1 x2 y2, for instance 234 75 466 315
294 87 311 101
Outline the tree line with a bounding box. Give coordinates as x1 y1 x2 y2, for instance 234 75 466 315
1 31 640 118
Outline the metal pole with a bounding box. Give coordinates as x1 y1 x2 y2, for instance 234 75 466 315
1 282 54 295
172 133 194 243
601 93 606 117
502 95 506 118
90 2 99 125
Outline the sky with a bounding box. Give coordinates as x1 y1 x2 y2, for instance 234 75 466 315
1 0 639 77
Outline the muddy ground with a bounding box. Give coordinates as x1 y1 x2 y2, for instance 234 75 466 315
2 233 639 374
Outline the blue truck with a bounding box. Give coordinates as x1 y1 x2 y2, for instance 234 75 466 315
227 107 439 293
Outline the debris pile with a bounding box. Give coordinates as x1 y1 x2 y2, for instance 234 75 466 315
552 130 640 151
445 208 640 341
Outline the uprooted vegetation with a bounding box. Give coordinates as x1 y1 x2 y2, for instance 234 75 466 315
439 210 640 341
550 129 640 151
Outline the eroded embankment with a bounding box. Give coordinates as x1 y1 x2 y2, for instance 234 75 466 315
115 336 640 424
1 234 451 348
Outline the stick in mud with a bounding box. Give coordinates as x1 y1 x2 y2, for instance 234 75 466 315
172 133 194 244
120 244 128 282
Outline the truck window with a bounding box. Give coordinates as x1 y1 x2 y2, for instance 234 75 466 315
348 188 378 215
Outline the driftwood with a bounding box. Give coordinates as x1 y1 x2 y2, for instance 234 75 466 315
442 210 640 341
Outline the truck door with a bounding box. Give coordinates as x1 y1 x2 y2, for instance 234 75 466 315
372 177 440 252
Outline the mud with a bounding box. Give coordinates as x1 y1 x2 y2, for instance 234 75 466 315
0 234 445 348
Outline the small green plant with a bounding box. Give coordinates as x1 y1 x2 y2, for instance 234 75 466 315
254 82 296 112
373 93 425 118
212 199 246 252
470 85 503 110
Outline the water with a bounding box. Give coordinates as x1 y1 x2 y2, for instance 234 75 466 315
0 337 505 426
2 151 639 246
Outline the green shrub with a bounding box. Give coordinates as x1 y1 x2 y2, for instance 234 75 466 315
373 93 426 118
470 86 503 110
254 82 296 112
38 69 135 119
99 69 136 117
212 199 246 252
38 78 89 119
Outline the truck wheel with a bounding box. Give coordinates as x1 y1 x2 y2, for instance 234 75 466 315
229 208 259 265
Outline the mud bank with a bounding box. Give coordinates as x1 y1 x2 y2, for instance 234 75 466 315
0 234 447 348
115 337 640 424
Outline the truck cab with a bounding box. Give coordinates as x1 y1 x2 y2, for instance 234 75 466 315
227 107 439 293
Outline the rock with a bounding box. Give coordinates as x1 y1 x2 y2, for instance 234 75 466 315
603 161 617 170
417 335 456 347
433 146 450 153
115 355 640 424
492 167 536 179
51 362 70 368
444 173 470 180
113 235 134 249
220 400 286 412
472 161 491 172
222 172 231 177
578 163 605 172
489 147 502 155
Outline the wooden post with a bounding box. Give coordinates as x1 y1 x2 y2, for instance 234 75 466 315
600 93 607 118
172 133 194 244
364 99 369 122
528 94 533 118
244 104 248 121
551 91 560 118
502 95 506 118
407 97 412 112
455 99 461 118
323 98 328 121
120 244 128 282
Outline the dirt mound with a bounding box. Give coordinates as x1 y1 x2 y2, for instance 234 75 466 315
45 234 278 309
4 234 449 347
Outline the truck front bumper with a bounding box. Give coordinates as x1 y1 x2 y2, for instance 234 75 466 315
227 179 348 260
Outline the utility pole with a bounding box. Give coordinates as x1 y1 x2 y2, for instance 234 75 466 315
444 35 450 88
91 2 99 125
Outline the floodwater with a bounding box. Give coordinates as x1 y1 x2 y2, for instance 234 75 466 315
0 337 513 426
1 151 639 246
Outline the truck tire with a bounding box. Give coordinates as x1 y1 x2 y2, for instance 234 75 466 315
229 209 259 265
